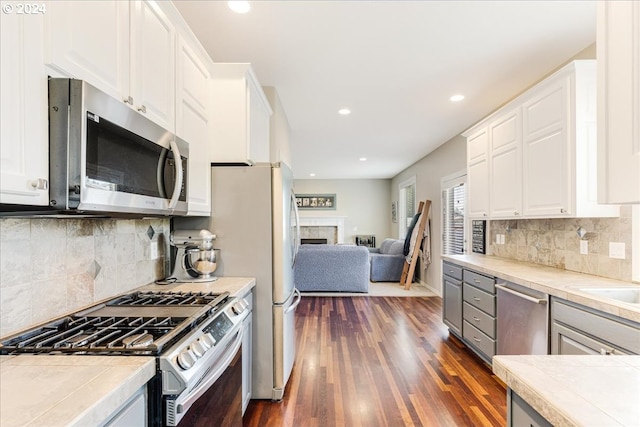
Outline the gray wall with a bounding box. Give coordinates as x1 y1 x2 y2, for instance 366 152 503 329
293 179 391 246
391 135 467 294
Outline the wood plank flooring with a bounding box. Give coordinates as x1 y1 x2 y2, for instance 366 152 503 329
243 296 507 427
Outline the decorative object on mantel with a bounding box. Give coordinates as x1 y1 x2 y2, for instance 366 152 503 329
295 194 336 210
400 200 431 290
391 201 397 223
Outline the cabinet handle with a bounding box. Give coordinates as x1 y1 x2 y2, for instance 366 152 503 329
137 105 147 113
473 297 481 301
600 348 614 355
483 213 488 217
472 336 481 342
560 208 567 214
29 178 48 190
123 96 133 105
473 317 480 322
474 279 481 283
514 211 520 216
448 270 454 274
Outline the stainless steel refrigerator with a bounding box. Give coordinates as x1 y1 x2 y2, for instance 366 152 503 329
174 162 301 400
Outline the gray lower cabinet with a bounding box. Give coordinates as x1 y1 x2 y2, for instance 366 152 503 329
241 289 254 415
442 261 497 364
101 386 147 427
462 268 497 363
551 297 640 355
443 262 463 337
508 389 552 427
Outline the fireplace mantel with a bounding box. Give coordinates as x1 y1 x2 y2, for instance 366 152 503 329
298 216 346 244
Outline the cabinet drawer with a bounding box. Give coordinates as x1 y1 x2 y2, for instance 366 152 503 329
552 299 640 355
510 391 552 427
463 283 496 316
463 320 496 359
463 302 496 338
443 262 463 280
463 270 495 294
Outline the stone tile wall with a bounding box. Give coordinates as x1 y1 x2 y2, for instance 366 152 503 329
0 217 170 337
489 206 633 281
300 226 338 245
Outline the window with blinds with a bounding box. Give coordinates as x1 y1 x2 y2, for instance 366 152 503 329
442 183 465 254
404 182 415 226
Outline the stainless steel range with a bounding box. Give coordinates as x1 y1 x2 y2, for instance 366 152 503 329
0 290 250 427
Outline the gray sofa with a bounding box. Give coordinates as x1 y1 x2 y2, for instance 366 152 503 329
369 238 405 282
294 244 370 292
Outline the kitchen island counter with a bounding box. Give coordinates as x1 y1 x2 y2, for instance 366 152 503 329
0 276 256 427
493 355 640 426
442 254 640 323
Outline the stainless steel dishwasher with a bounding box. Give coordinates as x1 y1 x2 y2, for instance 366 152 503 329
496 281 549 355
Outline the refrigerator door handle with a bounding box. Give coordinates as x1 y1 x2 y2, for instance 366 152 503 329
290 189 301 267
285 288 302 314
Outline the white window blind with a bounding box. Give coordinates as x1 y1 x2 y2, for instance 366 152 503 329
442 183 465 255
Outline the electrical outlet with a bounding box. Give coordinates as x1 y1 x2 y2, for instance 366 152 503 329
609 242 626 259
496 234 501 244
580 240 588 255
150 242 159 260
499 234 505 245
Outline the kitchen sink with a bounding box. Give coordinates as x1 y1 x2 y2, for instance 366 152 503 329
577 287 640 304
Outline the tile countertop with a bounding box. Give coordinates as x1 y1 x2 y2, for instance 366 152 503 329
493 355 640 426
0 276 256 427
442 254 640 323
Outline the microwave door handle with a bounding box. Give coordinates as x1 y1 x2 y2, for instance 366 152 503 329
157 149 168 199
168 138 183 212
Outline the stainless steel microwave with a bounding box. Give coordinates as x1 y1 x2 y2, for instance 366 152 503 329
47 78 188 217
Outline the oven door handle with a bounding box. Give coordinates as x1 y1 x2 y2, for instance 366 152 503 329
175 328 243 417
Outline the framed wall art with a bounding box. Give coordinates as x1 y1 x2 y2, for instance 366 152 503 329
295 194 336 210
391 201 397 223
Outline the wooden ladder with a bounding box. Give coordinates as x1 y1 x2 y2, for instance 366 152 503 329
400 200 431 290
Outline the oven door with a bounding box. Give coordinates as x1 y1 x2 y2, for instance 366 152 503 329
166 325 244 427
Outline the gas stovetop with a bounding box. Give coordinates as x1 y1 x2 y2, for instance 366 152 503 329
0 290 231 355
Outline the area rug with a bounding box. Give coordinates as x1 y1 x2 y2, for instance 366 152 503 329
300 281 437 297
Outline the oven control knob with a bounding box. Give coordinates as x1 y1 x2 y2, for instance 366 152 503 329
232 299 249 315
176 349 196 370
200 334 214 350
191 341 205 358
200 332 217 349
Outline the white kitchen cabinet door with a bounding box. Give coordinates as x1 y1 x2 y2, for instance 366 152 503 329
176 32 212 216
44 0 130 101
522 74 571 217
130 0 176 132
0 11 49 206
597 0 640 204
490 108 522 219
211 63 273 164
466 127 490 219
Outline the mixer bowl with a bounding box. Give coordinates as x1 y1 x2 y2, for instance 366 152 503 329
184 247 219 277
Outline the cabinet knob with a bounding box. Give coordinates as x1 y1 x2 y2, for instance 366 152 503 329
483 213 488 217
123 96 133 105
137 105 147 113
514 211 520 216
30 178 48 190
560 208 567 214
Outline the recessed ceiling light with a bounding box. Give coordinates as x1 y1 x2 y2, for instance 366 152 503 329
228 1 250 13
338 108 351 115
309 173 316 177
359 157 367 162
450 94 465 102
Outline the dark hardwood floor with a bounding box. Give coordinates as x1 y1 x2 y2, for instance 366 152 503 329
243 296 507 427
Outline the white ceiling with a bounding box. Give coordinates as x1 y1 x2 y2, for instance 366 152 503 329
174 1 596 180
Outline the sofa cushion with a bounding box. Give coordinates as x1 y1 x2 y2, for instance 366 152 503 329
294 244 370 292
386 240 405 256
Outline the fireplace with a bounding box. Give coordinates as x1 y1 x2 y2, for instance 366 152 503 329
298 216 345 244
301 238 328 245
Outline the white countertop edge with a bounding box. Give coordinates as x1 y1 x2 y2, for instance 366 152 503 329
492 355 636 427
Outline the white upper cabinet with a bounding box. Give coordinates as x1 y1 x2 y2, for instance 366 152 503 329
129 0 175 132
464 60 619 220
465 127 490 219
176 28 213 216
1 11 49 206
211 64 273 165
489 107 522 219
43 1 129 99
597 1 640 204
44 0 175 131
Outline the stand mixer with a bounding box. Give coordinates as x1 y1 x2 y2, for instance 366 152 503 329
169 229 219 283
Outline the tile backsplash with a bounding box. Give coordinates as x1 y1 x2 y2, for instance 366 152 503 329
0 217 170 337
489 206 633 282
